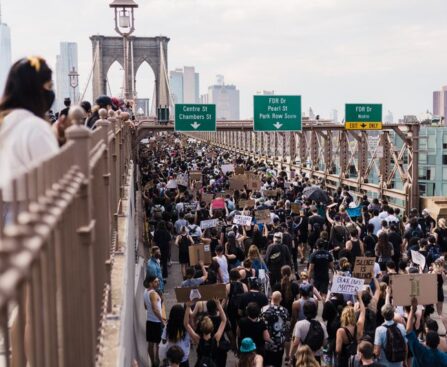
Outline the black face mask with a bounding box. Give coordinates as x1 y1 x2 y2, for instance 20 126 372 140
43 90 55 111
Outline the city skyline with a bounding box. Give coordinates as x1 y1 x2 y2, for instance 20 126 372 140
55 42 79 112
1 0 447 119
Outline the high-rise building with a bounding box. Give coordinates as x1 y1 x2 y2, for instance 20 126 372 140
0 1 12 95
169 66 199 104
256 90 274 95
432 86 447 123
331 109 338 123
384 110 394 124
207 75 240 120
55 42 78 112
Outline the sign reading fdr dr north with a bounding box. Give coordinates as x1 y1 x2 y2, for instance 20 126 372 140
175 104 216 132
254 96 302 131
345 103 383 130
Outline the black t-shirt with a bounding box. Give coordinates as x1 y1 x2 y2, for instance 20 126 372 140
362 233 377 254
309 249 333 281
309 215 325 230
238 317 267 354
238 291 269 315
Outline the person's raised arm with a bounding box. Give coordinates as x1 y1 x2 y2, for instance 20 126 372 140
199 261 208 282
184 302 200 344
214 299 227 343
356 291 366 340
406 297 417 332
372 277 381 303
326 209 335 225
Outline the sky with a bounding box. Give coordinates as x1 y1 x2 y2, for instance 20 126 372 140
2 0 447 120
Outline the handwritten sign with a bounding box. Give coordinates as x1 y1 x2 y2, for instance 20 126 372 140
176 173 188 187
166 179 178 189
221 164 235 174
201 193 214 205
352 257 375 280
235 166 245 175
200 219 219 230
239 199 255 208
255 209 271 224
331 275 364 295
190 171 202 181
229 176 245 191
411 250 426 270
391 273 437 306
233 215 253 226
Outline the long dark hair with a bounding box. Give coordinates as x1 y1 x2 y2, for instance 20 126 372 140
166 304 186 342
0 57 52 119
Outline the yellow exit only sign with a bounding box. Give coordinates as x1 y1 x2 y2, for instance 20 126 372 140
345 122 383 130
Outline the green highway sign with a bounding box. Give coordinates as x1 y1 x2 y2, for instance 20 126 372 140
253 95 302 131
345 103 383 130
175 104 216 132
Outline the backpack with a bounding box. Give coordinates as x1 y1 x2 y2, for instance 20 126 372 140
343 327 357 356
152 205 163 220
303 320 325 352
227 281 244 314
363 309 377 340
267 244 284 270
384 323 406 363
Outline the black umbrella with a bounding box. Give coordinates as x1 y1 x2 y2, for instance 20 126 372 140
302 185 330 204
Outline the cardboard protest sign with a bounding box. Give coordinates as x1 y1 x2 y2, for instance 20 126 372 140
201 193 214 205
229 176 245 191
189 243 212 266
264 189 278 197
390 273 437 306
200 219 219 230
190 171 202 181
176 173 188 187
249 178 261 191
175 284 227 303
330 275 364 295
352 257 375 281
211 198 225 209
235 166 245 175
221 164 235 174
411 250 426 270
239 199 256 208
233 215 253 226
255 209 271 224
291 203 301 214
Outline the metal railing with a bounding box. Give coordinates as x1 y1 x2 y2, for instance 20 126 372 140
0 108 133 367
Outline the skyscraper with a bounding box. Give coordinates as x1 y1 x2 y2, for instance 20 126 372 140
331 109 338 123
207 75 240 120
55 42 78 112
0 1 12 95
169 66 200 104
433 86 447 123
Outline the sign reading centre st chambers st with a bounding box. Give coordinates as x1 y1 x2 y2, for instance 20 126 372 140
253 95 302 132
175 104 216 132
345 103 383 130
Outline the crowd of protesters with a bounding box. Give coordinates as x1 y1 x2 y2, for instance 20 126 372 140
142 134 447 367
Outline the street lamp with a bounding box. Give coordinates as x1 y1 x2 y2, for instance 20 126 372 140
68 66 79 103
110 0 138 100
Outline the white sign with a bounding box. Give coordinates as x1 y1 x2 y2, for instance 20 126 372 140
331 275 364 295
167 179 178 189
411 250 426 270
176 173 189 187
221 164 235 174
233 215 253 226
189 288 201 301
200 219 219 230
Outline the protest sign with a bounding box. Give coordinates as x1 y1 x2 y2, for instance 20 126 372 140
221 164 235 174
346 205 362 218
352 257 375 280
229 176 245 190
211 198 225 209
190 171 202 181
255 209 271 224
291 203 301 214
411 250 426 270
200 219 219 230
233 215 253 226
264 189 278 197
201 193 214 205
166 179 178 189
235 166 245 175
176 173 188 187
239 199 256 208
189 244 212 266
175 284 227 303
390 273 437 306
331 275 364 295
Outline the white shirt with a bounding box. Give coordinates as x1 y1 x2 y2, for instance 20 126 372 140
215 255 229 283
0 109 59 200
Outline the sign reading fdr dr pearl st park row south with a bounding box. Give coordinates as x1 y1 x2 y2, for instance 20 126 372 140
254 95 302 132
345 103 383 130
175 104 216 132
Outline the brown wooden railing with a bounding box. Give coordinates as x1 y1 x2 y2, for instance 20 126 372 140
0 107 133 367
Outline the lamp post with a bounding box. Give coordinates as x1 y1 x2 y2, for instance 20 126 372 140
110 0 138 100
68 66 79 103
